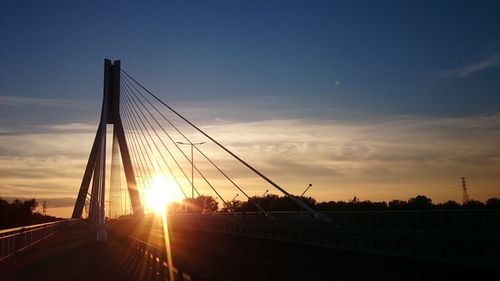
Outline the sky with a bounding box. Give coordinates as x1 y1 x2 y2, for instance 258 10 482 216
1 0 500 217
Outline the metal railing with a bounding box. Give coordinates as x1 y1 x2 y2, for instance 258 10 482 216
211 209 500 229
0 219 74 261
168 211 500 267
110 229 221 281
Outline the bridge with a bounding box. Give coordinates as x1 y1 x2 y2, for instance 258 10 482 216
1 60 498 281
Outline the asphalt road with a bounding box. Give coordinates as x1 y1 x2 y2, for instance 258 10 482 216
0 222 136 281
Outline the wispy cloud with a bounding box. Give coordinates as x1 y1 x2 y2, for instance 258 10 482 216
0 95 97 109
0 197 76 208
1 113 499 216
434 52 500 78
193 114 500 201
36 123 96 133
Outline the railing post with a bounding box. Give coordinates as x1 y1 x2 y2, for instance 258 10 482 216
0 220 73 261
176 268 184 281
158 252 166 281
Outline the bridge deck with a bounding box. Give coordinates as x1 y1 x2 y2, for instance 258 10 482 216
110 216 494 281
1 218 495 281
0 222 133 281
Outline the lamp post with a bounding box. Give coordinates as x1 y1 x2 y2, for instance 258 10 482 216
300 184 313 197
177 141 205 199
230 193 239 212
261 189 269 198
299 184 313 212
257 189 269 217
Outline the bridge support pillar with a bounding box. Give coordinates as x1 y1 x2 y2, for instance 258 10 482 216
72 59 144 241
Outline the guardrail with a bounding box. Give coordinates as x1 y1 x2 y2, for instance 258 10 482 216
211 209 500 230
110 229 221 281
0 219 75 261
169 213 500 268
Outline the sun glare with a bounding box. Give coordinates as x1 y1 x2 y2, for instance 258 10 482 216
143 175 179 215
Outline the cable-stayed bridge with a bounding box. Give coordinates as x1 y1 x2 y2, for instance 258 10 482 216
0 60 498 281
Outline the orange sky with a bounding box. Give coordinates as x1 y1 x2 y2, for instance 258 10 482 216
1 109 499 218
2 1 500 219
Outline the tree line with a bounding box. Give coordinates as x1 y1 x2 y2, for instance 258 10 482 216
167 194 500 213
0 197 60 229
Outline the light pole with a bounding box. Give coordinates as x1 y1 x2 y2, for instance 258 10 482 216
299 184 313 212
230 193 239 212
257 189 269 217
301 184 313 197
261 190 269 197
177 141 205 199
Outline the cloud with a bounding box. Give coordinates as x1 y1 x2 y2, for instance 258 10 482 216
0 95 97 109
434 52 500 78
1 196 76 208
155 113 500 202
37 123 97 133
1 112 499 209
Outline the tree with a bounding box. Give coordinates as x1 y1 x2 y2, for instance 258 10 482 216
463 199 485 209
182 198 201 213
486 198 500 209
407 195 432 210
200 195 219 213
0 197 46 229
182 195 219 214
167 202 184 213
388 200 406 210
356 200 388 210
298 196 317 209
437 200 461 209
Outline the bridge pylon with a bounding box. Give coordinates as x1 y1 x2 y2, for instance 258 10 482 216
72 59 143 240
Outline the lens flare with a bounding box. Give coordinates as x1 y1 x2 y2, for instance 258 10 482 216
144 175 178 214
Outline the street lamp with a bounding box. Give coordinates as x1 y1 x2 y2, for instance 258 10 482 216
230 193 239 212
298 184 313 212
177 141 205 199
261 189 269 197
257 190 269 217
300 184 313 197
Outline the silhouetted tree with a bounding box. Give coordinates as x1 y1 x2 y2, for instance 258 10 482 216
0 197 59 229
221 200 243 212
201 195 219 213
182 195 219 213
436 200 461 209
388 200 407 210
182 198 199 213
354 200 388 210
463 199 485 209
167 202 184 213
486 198 500 209
407 195 433 210
298 196 317 209
181 194 500 213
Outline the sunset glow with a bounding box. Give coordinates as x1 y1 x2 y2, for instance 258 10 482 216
143 175 180 215
1 1 499 219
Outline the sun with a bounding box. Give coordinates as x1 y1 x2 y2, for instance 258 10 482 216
143 175 180 215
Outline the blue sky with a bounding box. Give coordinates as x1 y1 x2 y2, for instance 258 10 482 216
1 1 500 217
2 0 500 116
